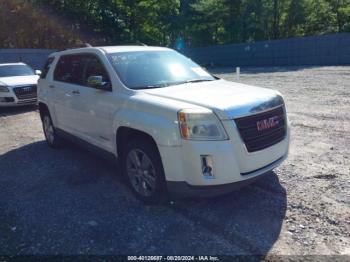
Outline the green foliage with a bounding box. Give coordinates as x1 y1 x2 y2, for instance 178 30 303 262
189 0 229 45
285 0 306 37
0 0 349 49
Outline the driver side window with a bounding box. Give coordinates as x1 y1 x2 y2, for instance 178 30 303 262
82 54 111 90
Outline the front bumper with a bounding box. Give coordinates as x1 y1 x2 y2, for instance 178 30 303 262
158 119 290 197
0 89 37 107
167 154 287 198
167 170 271 198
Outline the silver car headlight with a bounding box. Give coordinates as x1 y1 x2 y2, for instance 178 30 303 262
0 85 9 92
178 109 228 140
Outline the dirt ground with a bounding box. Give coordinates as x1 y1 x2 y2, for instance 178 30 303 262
0 66 349 257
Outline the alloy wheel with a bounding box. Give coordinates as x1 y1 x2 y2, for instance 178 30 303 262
126 149 157 197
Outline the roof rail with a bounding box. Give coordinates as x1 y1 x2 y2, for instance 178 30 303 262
56 43 93 52
135 41 147 46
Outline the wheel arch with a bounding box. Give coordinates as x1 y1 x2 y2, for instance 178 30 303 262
116 126 169 203
38 102 49 120
116 126 159 159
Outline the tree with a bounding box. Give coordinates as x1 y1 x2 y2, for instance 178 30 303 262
285 0 306 37
1 0 349 49
0 0 90 48
189 0 229 46
328 0 350 31
304 0 337 35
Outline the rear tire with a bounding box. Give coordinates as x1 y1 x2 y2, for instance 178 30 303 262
122 138 168 204
42 111 62 148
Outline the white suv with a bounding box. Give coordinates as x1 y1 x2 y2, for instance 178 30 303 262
0 63 40 106
38 46 290 203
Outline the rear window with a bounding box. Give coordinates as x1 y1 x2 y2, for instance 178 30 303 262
40 57 55 79
53 55 84 85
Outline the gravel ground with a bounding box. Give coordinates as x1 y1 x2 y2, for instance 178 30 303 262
0 66 349 257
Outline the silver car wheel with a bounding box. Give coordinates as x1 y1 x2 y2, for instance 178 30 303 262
126 149 157 197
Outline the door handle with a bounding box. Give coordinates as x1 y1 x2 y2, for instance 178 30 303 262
49 85 55 89
72 90 80 95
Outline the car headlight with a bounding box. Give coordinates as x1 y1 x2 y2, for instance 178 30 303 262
0 86 9 92
178 109 228 140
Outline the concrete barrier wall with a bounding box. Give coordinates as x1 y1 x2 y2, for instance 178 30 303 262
0 49 55 69
183 33 350 67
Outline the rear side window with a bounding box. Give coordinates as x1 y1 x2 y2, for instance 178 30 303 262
54 55 84 85
40 57 54 79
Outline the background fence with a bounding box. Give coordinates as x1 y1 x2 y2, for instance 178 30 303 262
0 49 54 69
183 33 350 67
1 33 350 69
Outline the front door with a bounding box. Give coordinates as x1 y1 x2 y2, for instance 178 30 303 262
71 54 115 151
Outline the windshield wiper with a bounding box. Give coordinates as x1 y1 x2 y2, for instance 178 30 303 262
164 79 216 87
132 84 166 90
185 79 215 83
133 79 216 90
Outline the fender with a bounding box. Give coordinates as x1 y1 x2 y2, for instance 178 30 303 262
112 107 182 155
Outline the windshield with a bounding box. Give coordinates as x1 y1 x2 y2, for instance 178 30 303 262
108 50 216 89
0 64 35 77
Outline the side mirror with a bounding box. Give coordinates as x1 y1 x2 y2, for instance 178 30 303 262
87 75 110 90
35 70 42 76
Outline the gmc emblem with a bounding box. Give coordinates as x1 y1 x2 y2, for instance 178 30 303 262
256 116 280 131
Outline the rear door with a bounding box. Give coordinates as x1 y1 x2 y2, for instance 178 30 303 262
51 54 85 135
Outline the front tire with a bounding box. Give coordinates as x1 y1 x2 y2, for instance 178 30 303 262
122 138 168 204
42 112 61 148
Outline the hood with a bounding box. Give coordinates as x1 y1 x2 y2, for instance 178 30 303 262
142 79 284 119
0 75 39 87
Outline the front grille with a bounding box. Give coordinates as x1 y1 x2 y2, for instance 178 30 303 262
234 106 286 152
13 85 37 100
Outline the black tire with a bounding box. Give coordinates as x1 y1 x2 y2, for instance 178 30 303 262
41 110 62 148
122 138 168 204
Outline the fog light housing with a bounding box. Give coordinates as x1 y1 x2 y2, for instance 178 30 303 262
201 155 214 179
0 97 14 103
